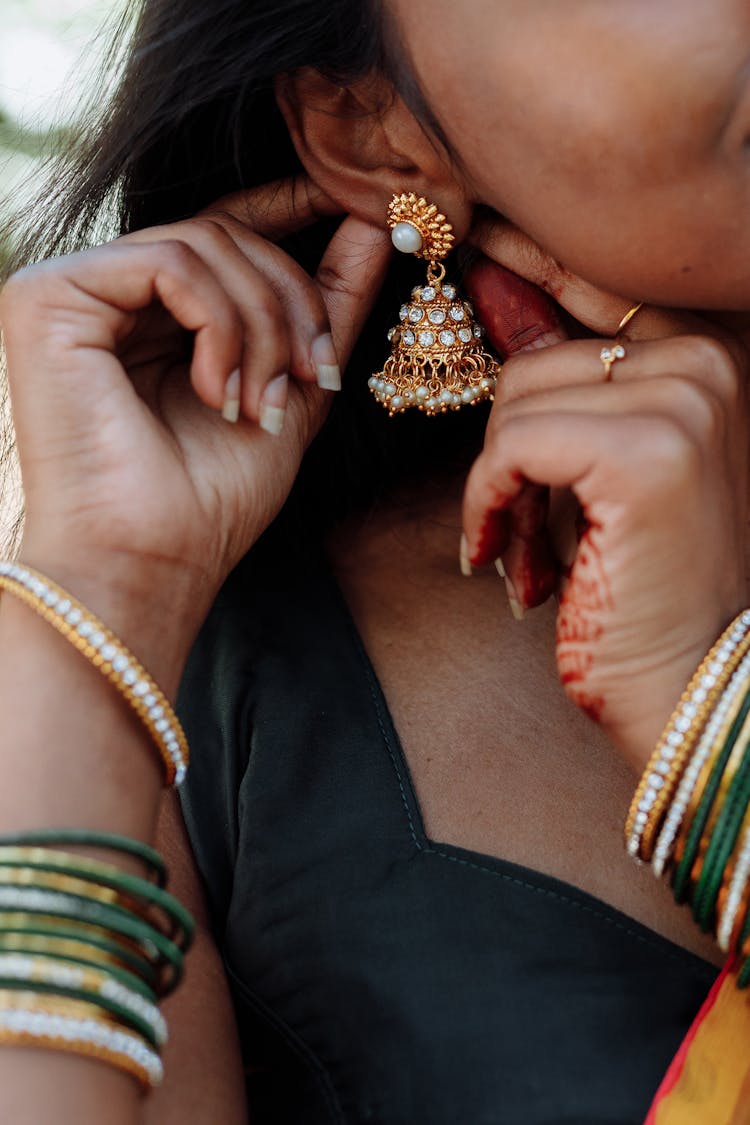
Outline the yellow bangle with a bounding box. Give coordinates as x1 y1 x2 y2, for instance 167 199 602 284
0 562 188 785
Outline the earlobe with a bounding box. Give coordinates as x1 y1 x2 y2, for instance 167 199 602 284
274 68 471 239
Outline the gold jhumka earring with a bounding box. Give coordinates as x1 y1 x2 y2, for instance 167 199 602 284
369 193 502 417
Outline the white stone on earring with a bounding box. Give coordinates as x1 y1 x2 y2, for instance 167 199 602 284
391 221 423 254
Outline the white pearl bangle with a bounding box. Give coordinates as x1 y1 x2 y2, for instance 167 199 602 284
0 562 188 786
0 1005 163 1088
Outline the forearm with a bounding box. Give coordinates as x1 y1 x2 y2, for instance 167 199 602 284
0 561 195 1123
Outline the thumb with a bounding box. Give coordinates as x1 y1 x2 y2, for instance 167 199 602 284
315 216 392 368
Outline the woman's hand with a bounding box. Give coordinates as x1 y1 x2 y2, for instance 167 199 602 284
461 223 750 770
0 176 390 664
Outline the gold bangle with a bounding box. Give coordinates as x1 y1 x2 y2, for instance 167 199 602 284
0 868 120 908
0 931 139 977
0 562 188 786
625 612 750 861
0 911 156 977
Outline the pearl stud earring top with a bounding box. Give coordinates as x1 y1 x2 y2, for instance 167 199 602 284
387 193 455 262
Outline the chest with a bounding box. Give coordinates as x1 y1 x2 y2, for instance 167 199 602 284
329 517 721 967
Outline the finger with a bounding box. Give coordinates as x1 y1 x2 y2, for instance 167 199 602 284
8 241 244 414
463 257 568 357
124 222 292 423
208 221 337 388
315 216 392 371
496 489 559 611
460 257 569 602
463 410 660 573
469 217 705 340
492 335 741 413
207 175 343 243
497 376 731 459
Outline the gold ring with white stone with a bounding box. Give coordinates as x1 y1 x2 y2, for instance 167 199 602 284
600 343 626 381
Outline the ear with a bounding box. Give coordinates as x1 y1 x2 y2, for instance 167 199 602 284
275 68 472 241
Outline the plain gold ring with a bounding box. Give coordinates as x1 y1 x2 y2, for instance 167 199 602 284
616 301 644 338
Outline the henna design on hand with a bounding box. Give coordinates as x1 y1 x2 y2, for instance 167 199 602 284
556 527 613 721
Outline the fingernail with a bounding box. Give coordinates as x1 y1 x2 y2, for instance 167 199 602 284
222 368 241 423
495 560 525 620
459 534 473 577
259 373 288 437
312 333 341 391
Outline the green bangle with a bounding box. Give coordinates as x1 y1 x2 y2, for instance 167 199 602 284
672 690 750 903
0 888 183 994
737 951 750 989
692 742 750 931
0 920 158 990
0 831 167 887
0 849 195 951
0 977 161 1050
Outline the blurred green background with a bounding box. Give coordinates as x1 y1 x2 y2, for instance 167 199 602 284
0 0 121 270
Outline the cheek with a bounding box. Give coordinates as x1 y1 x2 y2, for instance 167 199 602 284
452 91 748 306
407 4 750 307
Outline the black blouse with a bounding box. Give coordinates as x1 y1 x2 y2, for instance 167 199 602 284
177 541 717 1124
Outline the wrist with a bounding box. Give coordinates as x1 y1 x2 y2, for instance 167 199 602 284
12 541 213 698
603 613 748 776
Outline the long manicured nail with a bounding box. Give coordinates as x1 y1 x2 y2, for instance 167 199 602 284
312 333 341 391
222 368 241 423
459 534 473 577
495 559 525 620
259 373 288 436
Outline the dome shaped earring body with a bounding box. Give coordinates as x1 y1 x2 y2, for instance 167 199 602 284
370 193 502 417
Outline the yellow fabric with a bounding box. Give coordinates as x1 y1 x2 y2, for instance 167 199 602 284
650 965 750 1124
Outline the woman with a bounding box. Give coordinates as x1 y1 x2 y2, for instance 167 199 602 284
0 0 748 1120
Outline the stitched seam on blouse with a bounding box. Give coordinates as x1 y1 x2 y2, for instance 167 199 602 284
349 621 423 852
225 960 347 1124
421 846 715 974
343 588 715 978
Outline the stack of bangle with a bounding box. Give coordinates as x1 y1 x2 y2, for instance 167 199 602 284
0 829 194 1089
626 609 750 976
0 562 189 786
